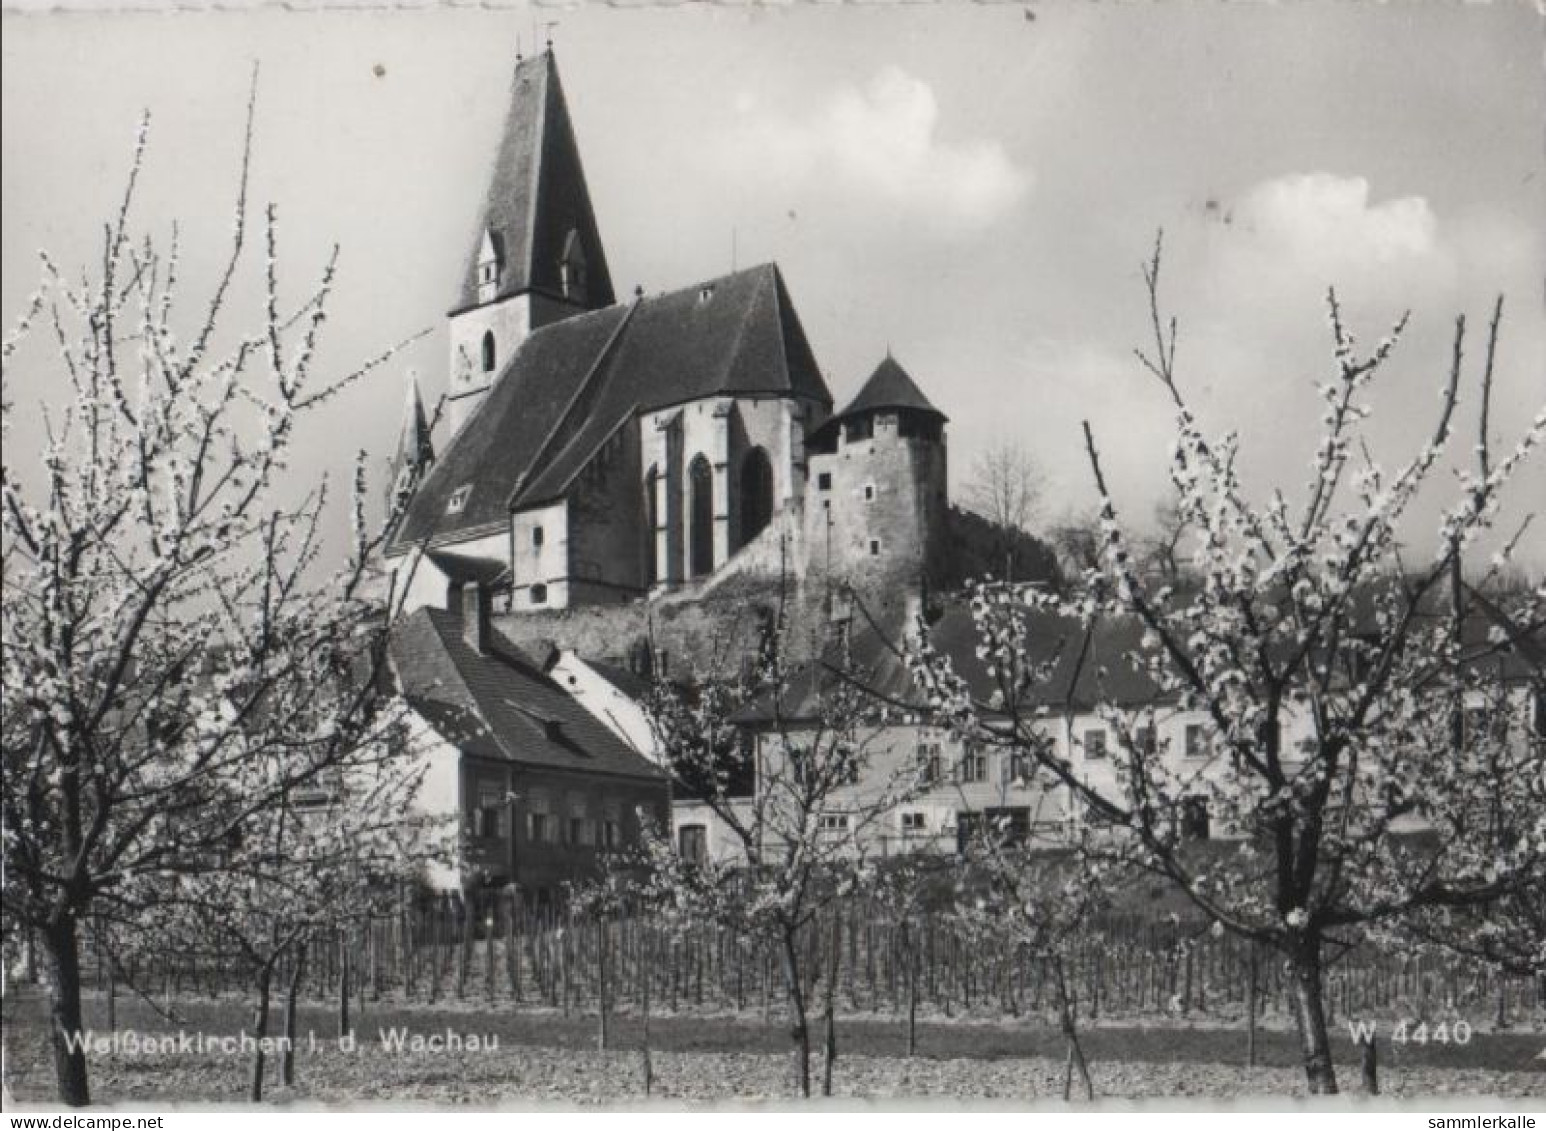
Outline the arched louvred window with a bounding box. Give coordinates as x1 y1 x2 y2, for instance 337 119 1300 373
738 447 774 549
481 331 496 374
560 229 588 306
643 465 659 586
688 455 714 579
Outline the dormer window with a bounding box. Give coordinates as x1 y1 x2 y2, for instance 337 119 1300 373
476 230 501 304
560 230 588 305
446 484 472 515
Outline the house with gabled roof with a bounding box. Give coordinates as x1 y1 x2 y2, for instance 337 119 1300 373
382 48 952 622
388 583 669 898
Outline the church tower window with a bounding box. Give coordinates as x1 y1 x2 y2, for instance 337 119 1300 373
560 229 588 306
481 331 497 374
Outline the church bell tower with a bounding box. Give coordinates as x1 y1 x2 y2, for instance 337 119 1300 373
446 48 615 435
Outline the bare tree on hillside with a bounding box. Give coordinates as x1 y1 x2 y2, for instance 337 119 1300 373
964 442 1045 583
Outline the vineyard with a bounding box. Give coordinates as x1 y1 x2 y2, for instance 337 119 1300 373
72 893 1544 1042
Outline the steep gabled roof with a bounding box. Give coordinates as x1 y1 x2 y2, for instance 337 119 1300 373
834 355 946 423
454 50 614 314
391 263 831 550
390 607 667 781
736 604 1162 724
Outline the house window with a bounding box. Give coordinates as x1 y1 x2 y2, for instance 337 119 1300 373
864 483 876 502
1083 728 1108 760
525 812 552 843
1182 796 1210 840
958 747 988 783
817 472 832 491
900 811 927 833
473 780 506 839
530 584 548 605
868 538 881 557
532 526 544 548
481 331 496 374
1006 751 1030 783
569 816 593 846
446 484 472 515
818 813 850 832
1135 726 1157 757
602 817 622 848
918 742 942 785
1185 724 1210 759
678 823 707 864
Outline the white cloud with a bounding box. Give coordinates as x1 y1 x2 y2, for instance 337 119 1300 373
723 67 1030 237
1236 173 1438 266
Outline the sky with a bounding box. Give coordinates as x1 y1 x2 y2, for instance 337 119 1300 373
4 2 1544 573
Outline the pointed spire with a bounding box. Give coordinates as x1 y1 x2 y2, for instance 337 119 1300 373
396 373 435 471
454 48 614 314
387 373 435 513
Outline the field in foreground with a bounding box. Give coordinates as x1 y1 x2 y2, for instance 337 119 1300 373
3 991 1541 1104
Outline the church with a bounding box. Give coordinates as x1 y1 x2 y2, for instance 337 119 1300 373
383 48 951 622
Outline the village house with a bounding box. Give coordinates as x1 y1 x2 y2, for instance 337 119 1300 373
388 579 669 902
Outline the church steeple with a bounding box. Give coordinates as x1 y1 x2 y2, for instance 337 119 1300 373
446 48 614 435
454 48 614 315
387 373 435 516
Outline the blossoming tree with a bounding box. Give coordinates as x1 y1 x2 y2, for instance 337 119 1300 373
909 236 1545 1093
0 97 426 1105
640 603 929 1098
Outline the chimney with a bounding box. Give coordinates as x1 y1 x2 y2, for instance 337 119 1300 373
461 582 492 654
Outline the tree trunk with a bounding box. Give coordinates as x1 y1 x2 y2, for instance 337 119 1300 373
597 916 610 1051
44 914 91 1107
1358 1033 1378 1095
282 941 307 1088
779 929 812 1099
640 925 654 1097
903 921 918 1058
250 961 274 1103
1246 941 1259 1069
822 913 840 1097
1286 937 1339 1095
1052 956 1093 1102
338 932 352 1039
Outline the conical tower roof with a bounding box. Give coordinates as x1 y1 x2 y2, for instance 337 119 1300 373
452 49 615 314
835 354 946 422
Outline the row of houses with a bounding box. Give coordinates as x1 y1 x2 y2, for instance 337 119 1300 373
387 579 1544 901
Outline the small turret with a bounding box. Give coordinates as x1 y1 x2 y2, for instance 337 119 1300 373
387 373 436 521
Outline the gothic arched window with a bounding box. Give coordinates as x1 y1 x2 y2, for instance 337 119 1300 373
643 464 660 586
688 455 714 579
481 331 496 374
738 447 774 549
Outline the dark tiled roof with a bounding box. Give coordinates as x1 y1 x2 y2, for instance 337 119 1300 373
834 355 945 423
737 604 1161 724
391 263 831 549
390 607 667 781
455 50 614 314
